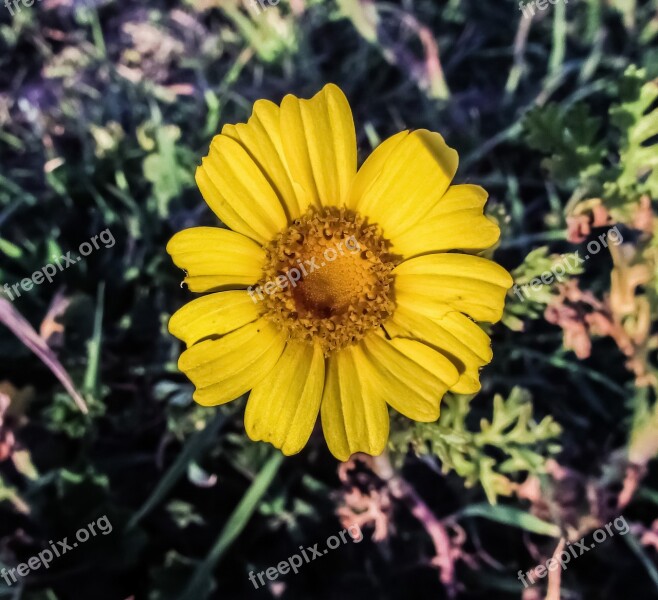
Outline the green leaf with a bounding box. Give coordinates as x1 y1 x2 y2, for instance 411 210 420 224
606 66 658 203
336 0 379 43
389 388 561 503
179 451 285 600
126 409 227 530
457 503 560 537
522 102 605 188
624 531 658 592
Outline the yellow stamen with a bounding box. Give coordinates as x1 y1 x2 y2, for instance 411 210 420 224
261 208 396 354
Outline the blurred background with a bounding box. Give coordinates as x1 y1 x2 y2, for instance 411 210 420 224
1 0 658 598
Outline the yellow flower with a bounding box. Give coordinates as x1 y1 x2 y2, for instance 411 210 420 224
167 84 512 461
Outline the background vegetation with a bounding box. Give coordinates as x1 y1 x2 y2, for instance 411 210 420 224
1 0 658 598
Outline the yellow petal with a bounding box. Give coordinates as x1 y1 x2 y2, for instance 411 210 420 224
353 129 458 240
196 134 288 244
195 165 263 243
245 340 325 455
388 303 493 394
280 84 357 208
166 227 266 293
390 184 500 259
169 291 262 348
179 318 286 406
426 183 487 216
347 130 409 210
394 253 513 323
222 99 306 220
320 345 389 461
361 333 459 421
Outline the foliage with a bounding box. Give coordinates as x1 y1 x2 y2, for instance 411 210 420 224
1 0 658 598
606 66 658 207
390 388 562 504
503 246 584 329
523 103 606 192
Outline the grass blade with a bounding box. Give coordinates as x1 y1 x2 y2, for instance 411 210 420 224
126 409 227 530
624 531 658 592
456 503 560 537
0 297 87 414
179 451 285 600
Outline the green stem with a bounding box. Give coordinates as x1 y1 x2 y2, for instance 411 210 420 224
126 410 227 530
179 451 285 600
549 0 567 76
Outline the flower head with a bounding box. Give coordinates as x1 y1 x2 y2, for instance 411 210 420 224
167 84 512 460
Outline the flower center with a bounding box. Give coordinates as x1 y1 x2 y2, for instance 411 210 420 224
260 208 396 354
